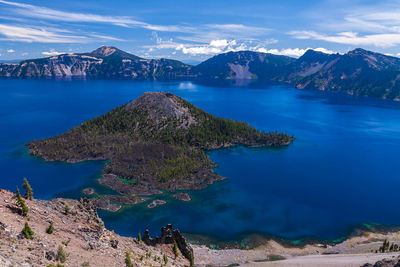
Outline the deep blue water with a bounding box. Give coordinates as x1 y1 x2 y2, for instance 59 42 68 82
1 79 400 242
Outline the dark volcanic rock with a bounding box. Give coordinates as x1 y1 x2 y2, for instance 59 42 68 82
172 192 192 202
147 200 167 209
83 188 95 196
110 239 119 249
92 198 121 212
361 259 400 267
45 250 56 261
143 224 193 260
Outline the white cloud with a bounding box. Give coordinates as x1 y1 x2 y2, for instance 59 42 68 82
0 24 122 43
176 39 243 55
21 52 28 56
172 38 336 58
209 39 232 48
264 47 336 57
89 34 123 41
289 30 400 48
206 24 270 35
0 24 88 43
291 4 400 48
41 49 65 56
0 0 193 33
147 34 336 58
0 0 276 49
7 49 15 52
0 0 145 27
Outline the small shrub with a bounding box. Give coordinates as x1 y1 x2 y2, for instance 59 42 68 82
46 222 54 234
81 262 90 267
56 245 68 263
21 222 34 239
64 204 70 215
163 254 168 264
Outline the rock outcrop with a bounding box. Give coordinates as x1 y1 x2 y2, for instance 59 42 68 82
362 259 400 267
0 189 189 266
172 192 192 202
143 224 193 260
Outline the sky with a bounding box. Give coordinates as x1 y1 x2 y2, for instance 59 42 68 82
1 0 400 63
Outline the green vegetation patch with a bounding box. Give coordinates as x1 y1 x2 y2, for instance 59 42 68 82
116 177 137 184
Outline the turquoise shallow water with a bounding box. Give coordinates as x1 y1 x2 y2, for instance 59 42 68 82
1 79 400 242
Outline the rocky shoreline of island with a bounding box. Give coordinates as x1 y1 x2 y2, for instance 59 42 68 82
81 173 197 212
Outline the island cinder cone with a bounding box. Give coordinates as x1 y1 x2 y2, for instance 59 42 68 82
27 92 293 199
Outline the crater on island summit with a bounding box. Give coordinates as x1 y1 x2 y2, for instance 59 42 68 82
27 92 294 205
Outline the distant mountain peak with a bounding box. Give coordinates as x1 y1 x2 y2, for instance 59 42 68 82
347 48 371 56
91 46 119 57
298 49 338 63
126 92 196 129
89 46 141 60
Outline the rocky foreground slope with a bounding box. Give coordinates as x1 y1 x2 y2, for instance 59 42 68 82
0 189 192 267
2 188 400 267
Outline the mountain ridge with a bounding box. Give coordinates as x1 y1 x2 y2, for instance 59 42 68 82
1 46 400 99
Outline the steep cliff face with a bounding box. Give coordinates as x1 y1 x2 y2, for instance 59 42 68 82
0 46 193 80
0 54 104 77
193 51 295 80
279 49 400 99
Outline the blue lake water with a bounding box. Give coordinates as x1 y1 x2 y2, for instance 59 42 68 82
1 79 400 243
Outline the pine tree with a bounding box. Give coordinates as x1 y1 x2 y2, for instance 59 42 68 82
125 252 133 267
173 240 178 258
23 177 33 200
22 222 34 239
138 231 142 243
15 187 28 216
189 251 194 267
